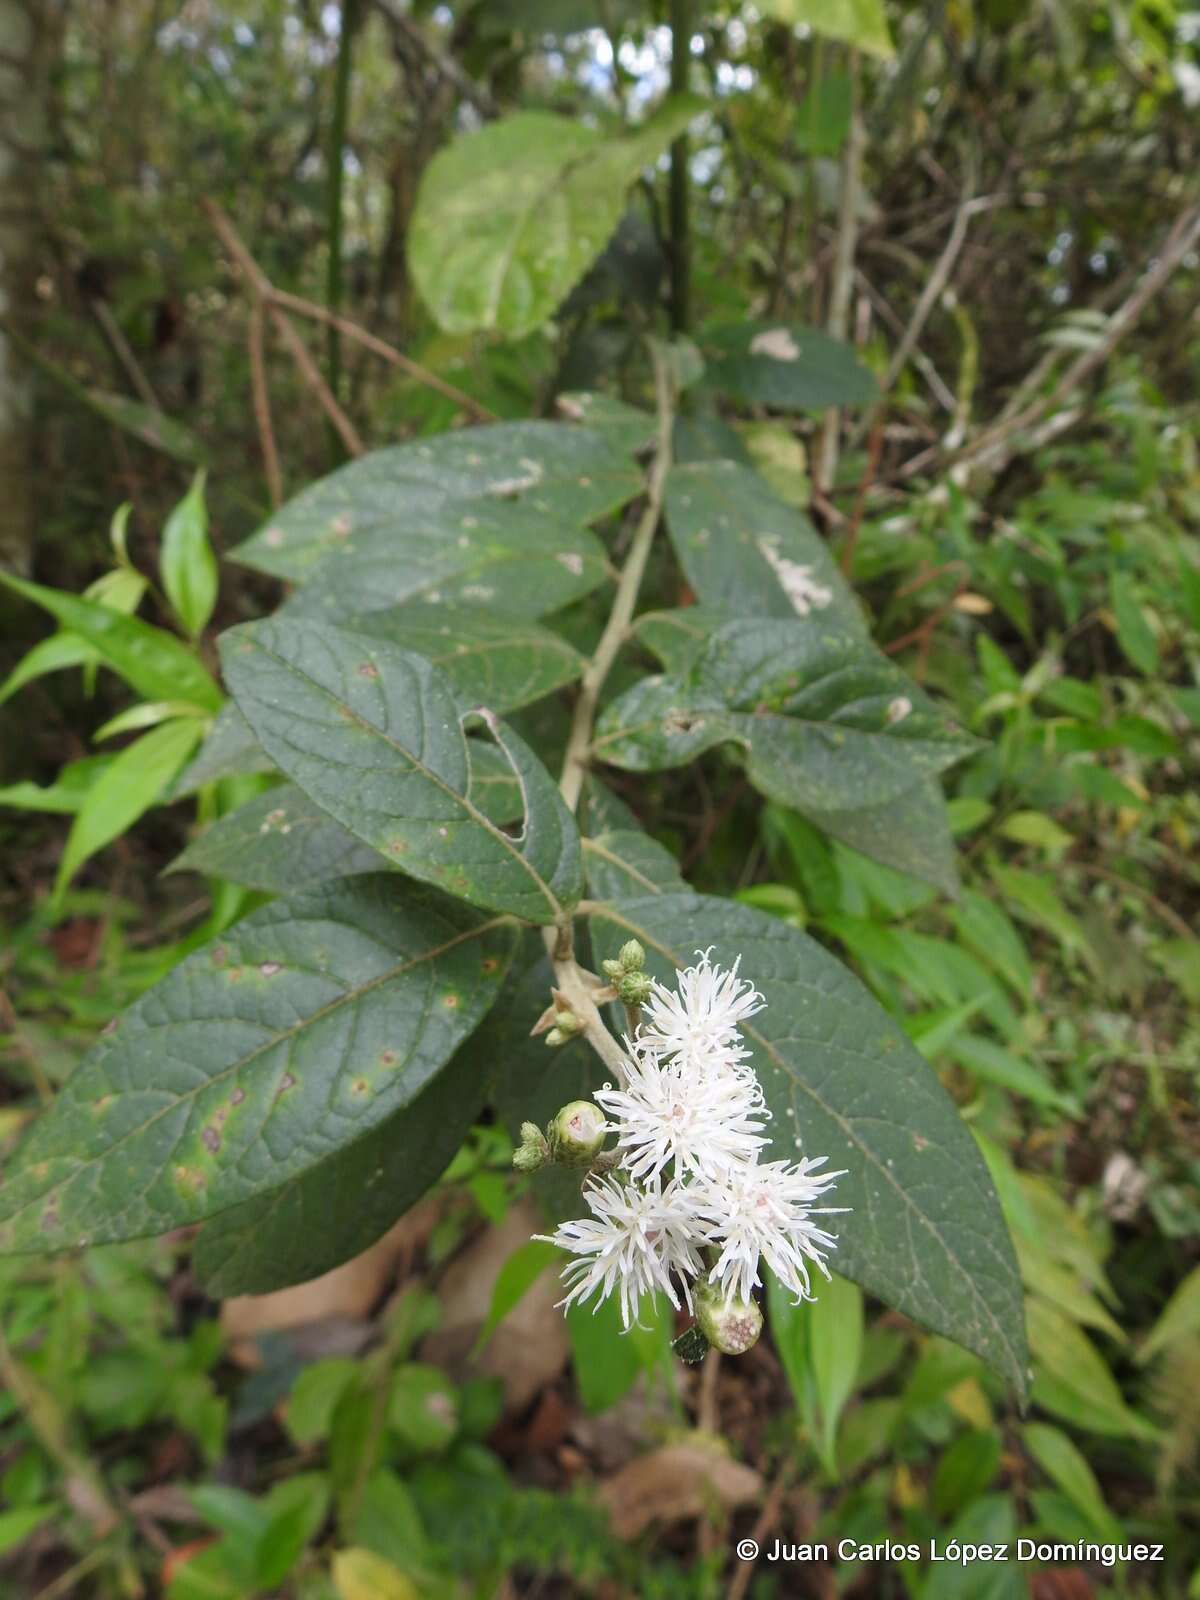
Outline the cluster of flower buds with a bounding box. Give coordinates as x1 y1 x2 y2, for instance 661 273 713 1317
517 947 847 1356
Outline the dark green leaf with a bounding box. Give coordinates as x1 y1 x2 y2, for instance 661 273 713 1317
663 461 869 629
83 389 206 463
169 704 275 797
698 322 877 411
582 829 686 899
352 608 584 712
0 574 222 710
587 894 1028 1398
557 391 655 454
0 877 513 1253
193 1037 492 1297
1109 570 1159 675
230 422 639 583
221 620 582 924
409 99 704 337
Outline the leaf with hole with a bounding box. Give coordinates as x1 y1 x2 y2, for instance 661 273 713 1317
220 620 582 924
586 893 1028 1398
0 876 513 1253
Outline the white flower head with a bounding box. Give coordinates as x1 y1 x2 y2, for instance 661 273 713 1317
535 1174 707 1330
636 949 765 1073
696 1156 848 1304
595 1046 769 1183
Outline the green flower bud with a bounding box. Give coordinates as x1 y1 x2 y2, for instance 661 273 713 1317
601 958 624 979
694 1278 763 1356
618 939 646 971
616 970 653 1006
544 1008 583 1048
547 1100 607 1167
512 1121 550 1173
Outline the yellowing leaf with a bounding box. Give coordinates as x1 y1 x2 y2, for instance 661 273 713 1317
332 1548 418 1600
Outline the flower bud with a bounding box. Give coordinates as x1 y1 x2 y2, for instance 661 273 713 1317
512 1121 550 1173
694 1278 763 1356
616 970 653 1006
543 1009 582 1048
547 1100 607 1167
618 939 646 971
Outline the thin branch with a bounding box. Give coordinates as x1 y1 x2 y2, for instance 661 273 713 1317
371 0 497 118
203 199 364 457
900 200 1200 481
814 50 863 494
248 298 283 507
269 286 496 421
88 297 160 410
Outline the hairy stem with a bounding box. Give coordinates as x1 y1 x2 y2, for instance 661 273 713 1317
542 341 676 1077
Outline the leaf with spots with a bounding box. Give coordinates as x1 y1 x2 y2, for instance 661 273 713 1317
0 877 515 1254
229 421 639 587
698 321 877 412
351 608 584 713
663 460 868 630
408 99 704 337
586 893 1027 1399
220 619 583 924
193 1041 489 1296
593 616 975 887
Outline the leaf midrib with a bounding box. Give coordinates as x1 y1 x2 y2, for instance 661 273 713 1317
247 633 564 921
0 915 511 1235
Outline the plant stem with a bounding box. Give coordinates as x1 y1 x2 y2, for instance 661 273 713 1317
325 0 358 424
543 341 675 1078
668 0 691 332
558 343 674 816
815 48 862 495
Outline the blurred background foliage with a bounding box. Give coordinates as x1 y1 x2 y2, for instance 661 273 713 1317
0 0 1198 1596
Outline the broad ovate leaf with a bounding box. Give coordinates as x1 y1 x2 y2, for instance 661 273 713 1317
220 620 582 924
758 0 893 57
663 460 868 630
409 98 705 336
230 421 640 584
0 877 514 1252
587 893 1027 1398
699 322 876 412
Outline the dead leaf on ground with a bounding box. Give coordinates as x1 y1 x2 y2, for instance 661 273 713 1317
220 1198 441 1368
598 1441 762 1538
422 1198 569 1414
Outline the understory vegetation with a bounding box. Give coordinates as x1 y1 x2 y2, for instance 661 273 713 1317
0 2 1198 1597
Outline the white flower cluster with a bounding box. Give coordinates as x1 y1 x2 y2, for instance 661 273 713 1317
537 951 846 1331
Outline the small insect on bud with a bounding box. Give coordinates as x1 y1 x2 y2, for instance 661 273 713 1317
616 970 653 1006
547 1100 608 1167
512 1121 551 1173
694 1277 763 1356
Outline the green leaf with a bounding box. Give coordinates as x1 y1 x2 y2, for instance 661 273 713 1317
567 1290 670 1412
83 388 206 462
1137 1263 1200 1365
473 1240 560 1356
951 891 1032 997
257 1473 331 1587
1027 1299 1157 1440
925 1497 1022 1600
932 1430 1002 1520
663 461 869 629
0 877 513 1253
193 1036 495 1297
0 631 98 706
758 0 893 56
169 782 387 894
0 1504 57 1555
230 422 639 585
698 322 876 412
808 1272 864 1473
220 620 582 924
55 717 203 900
170 705 274 796
990 865 1094 968
1109 570 1159 674
597 617 973 800
0 574 221 711
557 391 655 454
409 98 705 337
0 753 113 815
582 829 687 899
795 69 853 154
352 608 584 713
1022 1423 1121 1540
588 894 1028 1398
947 1036 1078 1115
161 470 219 638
